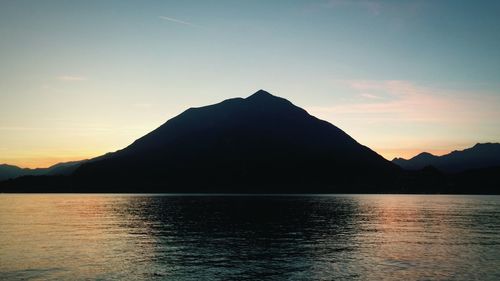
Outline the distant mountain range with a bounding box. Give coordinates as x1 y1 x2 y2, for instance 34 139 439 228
392 143 500 173
1 90 498 193
0 160 85 181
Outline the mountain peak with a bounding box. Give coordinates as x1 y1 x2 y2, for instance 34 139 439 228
68 89 396 192
242 89 306 116
246 89 276 100
245 89 296 110
473 142 496 148
415 152 436 158
392 143 500 173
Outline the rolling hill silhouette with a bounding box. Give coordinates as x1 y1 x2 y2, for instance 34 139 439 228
392 143 500 173
0 160 85 181
70 90 399 192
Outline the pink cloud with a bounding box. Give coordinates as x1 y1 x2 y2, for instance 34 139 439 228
309 80 500 124
360 93 382 99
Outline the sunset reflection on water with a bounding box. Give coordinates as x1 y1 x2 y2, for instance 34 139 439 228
1 194 499 280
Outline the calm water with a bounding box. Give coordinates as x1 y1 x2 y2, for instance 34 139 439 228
1 194 499 280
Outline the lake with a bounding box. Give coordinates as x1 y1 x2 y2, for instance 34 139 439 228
1 194 499 280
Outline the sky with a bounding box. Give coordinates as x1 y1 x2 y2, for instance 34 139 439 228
1 0 500 168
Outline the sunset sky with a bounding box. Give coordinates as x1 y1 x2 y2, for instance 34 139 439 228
1 0 500 168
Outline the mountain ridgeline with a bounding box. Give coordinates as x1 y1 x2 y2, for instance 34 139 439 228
72 90 398 193
1 90 498 193
392 143 500 173
0 160 85 181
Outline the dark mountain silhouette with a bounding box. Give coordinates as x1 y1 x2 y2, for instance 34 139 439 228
66 90 398 193
1 90 498 194
392 143 500 173
0 164 27 181
0 160 85 181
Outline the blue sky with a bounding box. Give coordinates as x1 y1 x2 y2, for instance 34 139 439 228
1 0 499 167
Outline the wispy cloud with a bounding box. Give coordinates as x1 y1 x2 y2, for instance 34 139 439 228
360 93 382 99
158 16 202 28
306 80 500 159
57 75 87 81
308 80 500 124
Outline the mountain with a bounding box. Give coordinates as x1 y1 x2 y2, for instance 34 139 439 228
67 90 399 193
392 143 500 173
5 90 495 194
0 164 28 181
0 160 85 181
44 160 87 175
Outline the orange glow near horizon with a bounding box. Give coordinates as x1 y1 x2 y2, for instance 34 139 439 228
376 148 455 161
2 156 92 169
4 147 458 169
